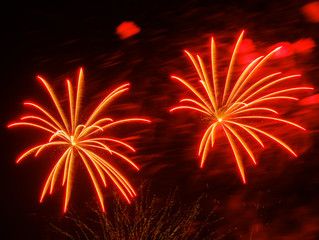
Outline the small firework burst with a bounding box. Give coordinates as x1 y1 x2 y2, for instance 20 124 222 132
52 184 224 240
170 31 313 182
8 68 150 212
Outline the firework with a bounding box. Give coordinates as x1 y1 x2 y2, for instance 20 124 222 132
170 31 313 183
52 184 224 240
8 68 150 212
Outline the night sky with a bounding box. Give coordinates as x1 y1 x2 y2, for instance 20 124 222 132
2 1 319 239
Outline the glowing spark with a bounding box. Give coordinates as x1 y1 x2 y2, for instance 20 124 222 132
8 68 150 212
170 31 313 182
70 136 76 146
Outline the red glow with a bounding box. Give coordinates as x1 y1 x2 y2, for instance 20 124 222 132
8 68 150 212
292 38 316 54
301 1 319 23
238 38 256 53
116 21 141 39
270 42 293 58
299 93 319 105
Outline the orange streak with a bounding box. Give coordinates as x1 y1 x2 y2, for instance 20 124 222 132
77 125 104 139
197 55 217 111
234 72 282 103
23 102 65 131
224 123 256 164
180 98 213 114
110 150 139 170
37 76 70 132
62 149 71 186
49 130 70 142
257 87 314 100
234 115 306 130
78 150 105 212
80 148 107 187
15 145 42 163
85 137 135 152
171 76 213 111
40 164 57 203
78 144 138 198
229 121 297 157
74 68 84 129
184 50 205 82
88 118 151 137
8 122 55 134
35 141 68 157
199 122 217 156
81 148 136 201
84 83 130 127
231 96 299 114
50 148 71 194
224 120 264 147
21 115 59 131
92 160 132 202
222 124 246 183
80 141 113 154
76 118 113 139
210 123 217 148
199 80 217 112
230 107 278 116
211 37 218 108
200 132 211 168
222 30 245 104
64 149 74 212
226 56 264 105
242 75 302 103
229 46 282 104
67 80 75 133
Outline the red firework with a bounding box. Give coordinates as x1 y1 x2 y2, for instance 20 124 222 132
170 31 313 183
8 68 150 212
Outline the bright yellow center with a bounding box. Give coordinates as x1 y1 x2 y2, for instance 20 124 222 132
70 136 76 146
218 118 223 122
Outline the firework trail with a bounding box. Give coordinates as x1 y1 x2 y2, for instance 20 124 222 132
8 68 150 212
170 31 313 183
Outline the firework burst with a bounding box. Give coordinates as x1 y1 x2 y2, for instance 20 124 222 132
8 68 150 212
170 31 313 183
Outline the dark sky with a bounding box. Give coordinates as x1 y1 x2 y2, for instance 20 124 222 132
2 1 319 239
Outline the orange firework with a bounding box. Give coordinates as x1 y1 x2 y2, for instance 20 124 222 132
170 31 313 183
8 68 150 212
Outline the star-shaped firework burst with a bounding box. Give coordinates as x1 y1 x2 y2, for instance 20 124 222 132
170 31 313 183
8 68 150 212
